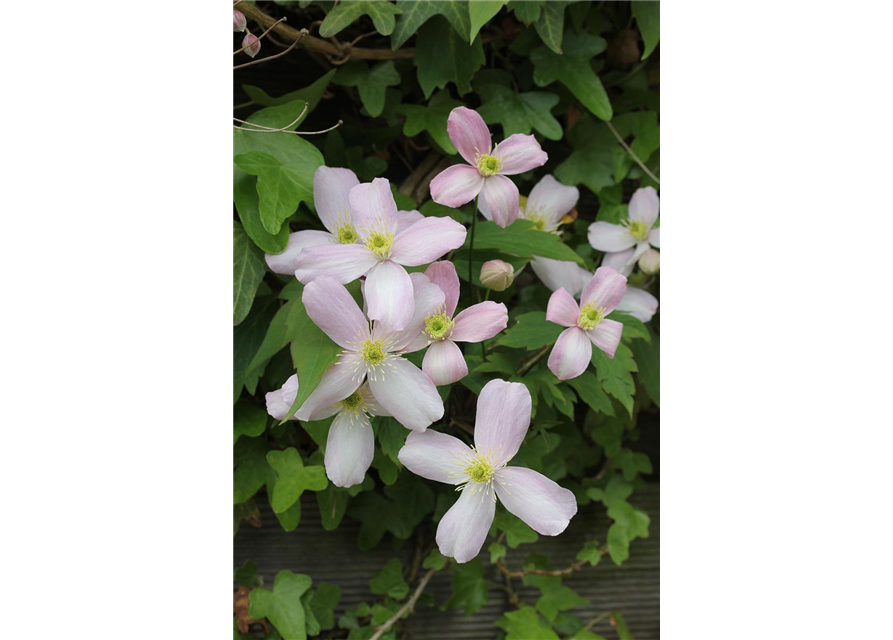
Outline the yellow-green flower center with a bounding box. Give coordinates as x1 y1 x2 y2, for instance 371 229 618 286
465 456 496 484
424 312 454 340
578 303 606 331
364 230 394 259
361 339 386 365
629 221 649 241
340 391 364 411
526 212 547 230
335 222 358 244
477 153 501 177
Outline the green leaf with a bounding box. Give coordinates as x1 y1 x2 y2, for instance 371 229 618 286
316 484 348 531
566 371 615 416
423 548 447 570
536 584 589 622
534 0 567 54
611 610 635 640
234 173 290 254
308 583 341 632
613 450 652 482
631 327 659 406
467 219 585 264
510 0 541 23
392 0 471 49
496 605 560 640
591 342 637 417
369 558 409 599
496 311 563 350
266 448 328 513
576 541 602 567
469 0 507 42
415 16 485 98
397 90 463 154
319 0 403 38
274 500 303 532
242 69 336 111
531 31 612 120
234 401 267 444
443 558 489 615
233 221 267 325
376 417 409 464
477 84 562 140
245 296 304 376
234 151 310 235
234 295 278 401
235 559 259 588
495 510 539 548
334 61 401 117
249 570 312 640
489 542 507 564
632 0 659 59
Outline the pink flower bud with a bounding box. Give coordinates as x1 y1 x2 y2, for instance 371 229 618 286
233 10 247 32
638 248 660 275
242 33 261 58
480 260 515 291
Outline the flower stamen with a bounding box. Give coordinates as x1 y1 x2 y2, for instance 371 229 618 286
628 220 649 241
364 229 394 259
477 153 501 177
424 310 454 340
578 303 606 331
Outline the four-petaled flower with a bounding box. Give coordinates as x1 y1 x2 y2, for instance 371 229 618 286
398 380 577 563
430 107 548 228
588 186 660 276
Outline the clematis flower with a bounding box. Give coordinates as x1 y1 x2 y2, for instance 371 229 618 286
242 33 261 58
399 261 508 386
588 186 660 275
546 266 627 380
294 178 466 331
480 174 578 233
479 259 515 291
398 379 577 563
265 166 423 275
430 107 548 228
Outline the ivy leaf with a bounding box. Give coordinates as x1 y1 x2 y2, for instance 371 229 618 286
376 417 409 464
423 548 447 570
443 558 489 615
370 558 409 599
477 84 562 140
234 151 310 235
495 510 539 547
631 329 659 406
632 0 659 59
531 31 612 120
496 311 563 350
611 610 635 640
510 0 541 23
591 342 637 417
576 541 602 567
334 61 401 118
234 174 290 254
534 0 568 54
234 401 267 444
496 605 560 640
266 447 328 513
248 570 312 640
566 371 615 416
466 220 586 264
415 15 485 98
613 450 653 482
308 583 341 632
489 542 507 564
319 0 403 38
316 483 348 531
397 90 463 154
391 0 471 49
469 0 507 42
536 584 589 622
242 69 336 111
233 221 266 325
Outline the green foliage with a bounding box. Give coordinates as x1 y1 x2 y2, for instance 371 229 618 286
370 558 409 599
266 448 328 513
234 401 267 444
495 510 540 548
334 61 401 117
443 558 489 615
531 31 612 120
591 342 637 417
319 0 403 38
415 16 485 98
496 605 560 640
397 90 463 154
249 570 313 640
632 1 660 59
477 84 563 140
496 311 563 350
391 0 471 49
469 0 507 42
233 221 266 325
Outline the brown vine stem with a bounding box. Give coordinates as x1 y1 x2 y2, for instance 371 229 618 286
369 567 439 640
583 611 613 633
517 345 550 376
605 120 661 186
234 28 309 70
233 17 287 55
495 545 609 578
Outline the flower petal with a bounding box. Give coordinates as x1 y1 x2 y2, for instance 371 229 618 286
530 256 592 298
430 164 485 208
324 410 374 488
303 276 370 349
587 221 636 252
388 272 445 352
648 226 660 248
546 288 580 327
548 327 592 381
364 259 414 332
424 260 460 317
628 186 659 228
447 106 492 166
601 248 636 277
294 242 377 285
369 357 444 431
265 374 299 420
314 166 360 234
265 230 334 275
581 266 628 314
396 209 424 233
390 216 467 267
436 484 496 563
451 302 509 343
474 379 531 466
494 467 577 536
525 175 579 229
359 382 391 417
480 174 520 228
493 133 548 175
348 178 398 239
616 287 659 323
588 318 623 359
423 339 468 386
398 429 473 485
295 358 362 421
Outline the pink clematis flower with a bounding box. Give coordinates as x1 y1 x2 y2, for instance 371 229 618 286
588 186 660 275
265 166 423 275
400 261 508 386
546 266 628 380
294 178 466 331
430 107 548 228
398 379 577 563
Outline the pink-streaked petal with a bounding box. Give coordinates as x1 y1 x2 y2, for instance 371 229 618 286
398 429 474 485
348 178 398 239
588 318 623 359
616 287 659 323
546 288 580 327
369 357 444 431
548 327 592 381
402 332 433 354
396 209 424 233
303 276 370 349
294 243 377 284
390 216 467 267
313 166 360 234
474 379 531 467
494 467 577 536
265 230 334 275
525 174 579 228
648 226 660 248
358 382 391 417
324 410 373 488
480 174 520 228
477 194 493 221
295 358 362 421
628 186 659 228
601 248 636 277
423 339 468 386
493 133 548 175
265 374 299 421
430 164 485 208
451 302 509 343
447 106 492 166
530 256 592 298
388 273 446 351
581 266 628 314
364 260 414 332
436 484 496 563
587 221 636 252
424 261 460 317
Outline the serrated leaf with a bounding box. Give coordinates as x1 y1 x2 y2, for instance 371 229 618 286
234 401 267 444
370 558 409 599
392 0 471 49
632 0 659 59
319 0 402 38
496 311 563 350
233 221 267 325
536 584 589 622
477 84 562 140
531 31 612 120
566 371 615 416
397 90 463 154
469 0 507 42
613 450 652 481
534 0 567 54
266 447 328 513
415 16 485 98
576 540 602 567
466 219 585 264
334 61 401 117
609 310 650 344
591 342 637 416
489 542 507 564
495 510 539 548
249 570 312 640
496 605 560 640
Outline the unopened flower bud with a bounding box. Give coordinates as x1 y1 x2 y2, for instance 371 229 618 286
233 10 247 32
480 260 514 291
638 248 660 274
242 33 261 58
